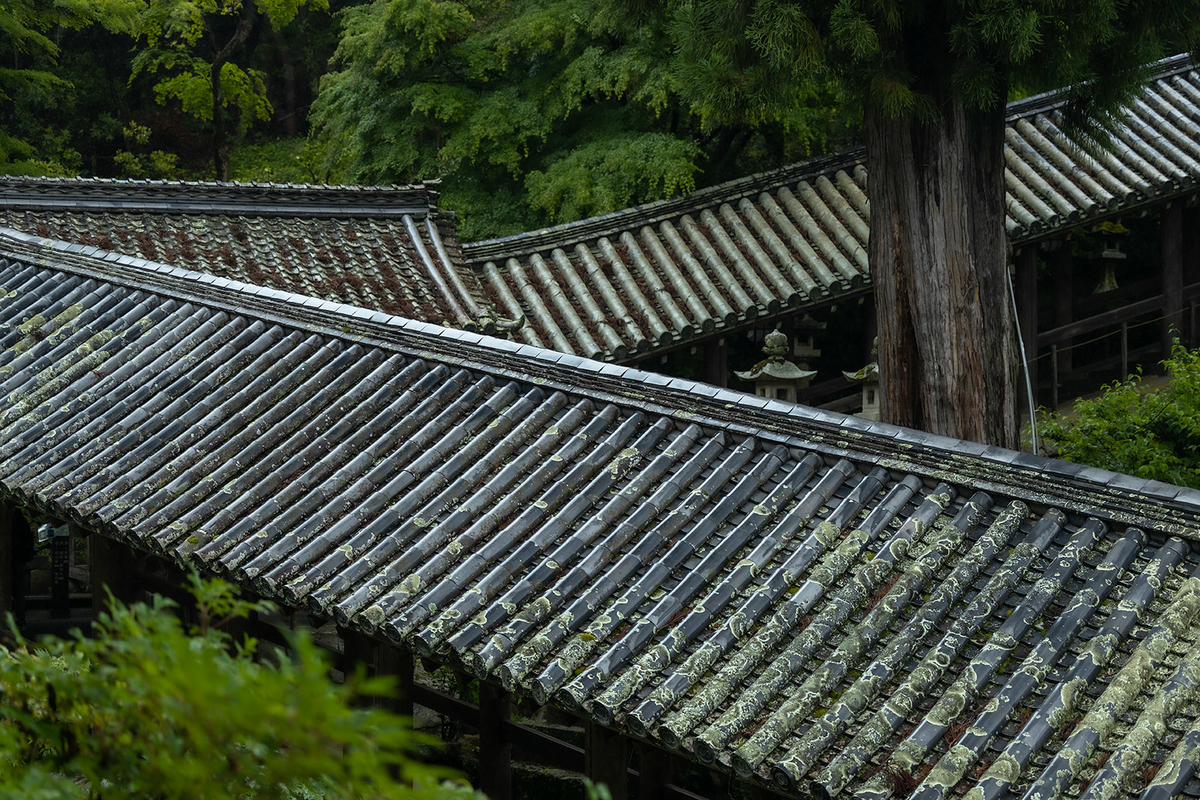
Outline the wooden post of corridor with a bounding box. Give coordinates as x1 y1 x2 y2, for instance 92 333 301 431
90 532 138 623
586 721 630 800
478 682 513 800
1015 247 1039 405
0 501 13 620
1163 201 1184 355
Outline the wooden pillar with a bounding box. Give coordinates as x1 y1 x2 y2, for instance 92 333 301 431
1162 201 1184 355
636 742 676 800
703 337 727 388
50 523 72 619
1184 204 1200 346
1015 247 1039 404
585 721 630 800
90 532 137 622
342 629 417 718
1053 240 1073 375
342 627 383 700
380 644 414 718
0 502 13 620
478 682 513 800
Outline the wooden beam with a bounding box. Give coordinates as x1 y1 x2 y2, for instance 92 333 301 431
340 626 417 716
1037 294 1164 347
479 682 513 800
407 683 705 800
1163 201 1185 355
380 643 414 719
1185 205 1200 345
703 337 727 388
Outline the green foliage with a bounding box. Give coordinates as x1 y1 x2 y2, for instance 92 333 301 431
0 0 142 171
0 574 466 800
229 135 329 183
130 0 330 178
113 123 181 178
631 0 1200 133
132 51 272 129
312 0 853 240
524 128 701 223
1040 344 1200 489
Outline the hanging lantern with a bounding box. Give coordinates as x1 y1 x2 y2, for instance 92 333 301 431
1092 219 1129 294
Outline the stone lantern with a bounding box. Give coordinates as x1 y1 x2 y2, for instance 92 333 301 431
735 329 816 404
843 337 880 420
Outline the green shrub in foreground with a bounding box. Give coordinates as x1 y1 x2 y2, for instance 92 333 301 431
0 573 473 800
1040 343 1200 489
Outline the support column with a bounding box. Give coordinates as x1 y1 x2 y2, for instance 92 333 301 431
1053 239 1073 376
90 532 137 623
478 682 513 800
703 337 727 388
379 643 415 718
1184 204 1200 346
342 629 417 718
585 721 630 800
0 502 13 620
50 524 72 619
1163 201 1184 355
1015 247 1039 406
636 742 676 800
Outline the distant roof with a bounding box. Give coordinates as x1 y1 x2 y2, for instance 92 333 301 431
5 228 1200 799
464 53 1200 361
0 177 498 332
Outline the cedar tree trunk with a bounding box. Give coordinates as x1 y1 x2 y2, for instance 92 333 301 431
863 96 1018 448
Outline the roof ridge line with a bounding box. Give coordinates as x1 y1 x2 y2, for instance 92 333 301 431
1003 52 1197 120
0 177 445 218
462 147 868 261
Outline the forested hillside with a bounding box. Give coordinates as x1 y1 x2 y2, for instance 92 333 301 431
4 0 856 241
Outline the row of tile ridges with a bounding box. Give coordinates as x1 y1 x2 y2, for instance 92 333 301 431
2 210 493 333
4 226 1198 531
4 257 1200 798
476 165 872 360
466 67 1200 362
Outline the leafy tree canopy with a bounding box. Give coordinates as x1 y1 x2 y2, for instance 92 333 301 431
0 573 468 800
1040 344 1200 490
633 0 1200 133
0 0 143 173
312 0 853 240
130 0 330 179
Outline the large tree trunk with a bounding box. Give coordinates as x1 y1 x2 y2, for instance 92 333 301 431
863 96 1018 448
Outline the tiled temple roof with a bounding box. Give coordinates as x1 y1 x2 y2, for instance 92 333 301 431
5 229 1200 799
0 177 498 333
464 54 1200 361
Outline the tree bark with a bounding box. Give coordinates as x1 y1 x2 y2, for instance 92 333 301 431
864 94 1017 448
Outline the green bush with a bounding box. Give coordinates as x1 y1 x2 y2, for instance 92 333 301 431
0 573 473 800
1040 343 1200 489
